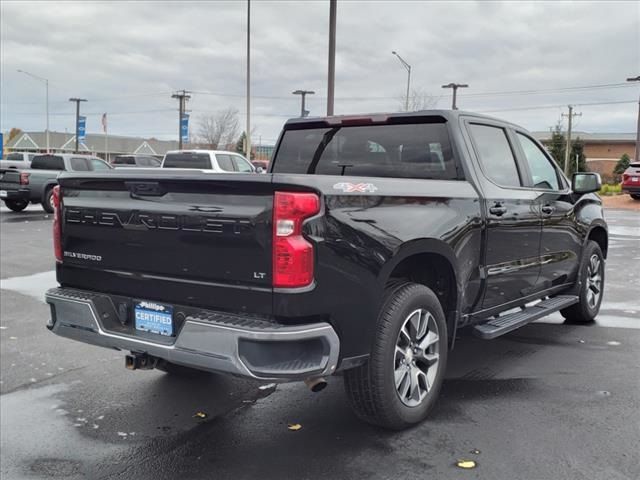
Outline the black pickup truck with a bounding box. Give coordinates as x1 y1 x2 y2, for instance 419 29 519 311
45 111 607 429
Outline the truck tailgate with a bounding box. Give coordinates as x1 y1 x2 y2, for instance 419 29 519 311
57 172 275 314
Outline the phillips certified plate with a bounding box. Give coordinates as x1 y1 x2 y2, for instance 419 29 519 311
134 300 174 336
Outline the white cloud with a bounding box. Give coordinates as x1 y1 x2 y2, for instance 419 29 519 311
1 0 638 144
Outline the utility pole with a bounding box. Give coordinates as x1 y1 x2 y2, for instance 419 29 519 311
292 90 315 117
562 105 582 175
172 90 191 150
441 83 469 110
246 0 251 159
68 98 87 153
327 0 337 116
392 51 411 111
627 76 640 163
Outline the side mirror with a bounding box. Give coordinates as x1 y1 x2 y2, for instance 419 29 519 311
572 172 601 194
256 167 265 174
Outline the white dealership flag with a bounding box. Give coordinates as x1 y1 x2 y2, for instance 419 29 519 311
101 113 107 133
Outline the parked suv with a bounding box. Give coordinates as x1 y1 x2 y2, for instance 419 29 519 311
45 111 607 429
111 155 161 168
161 150 256 172
1 152 37 169
621 162 640 200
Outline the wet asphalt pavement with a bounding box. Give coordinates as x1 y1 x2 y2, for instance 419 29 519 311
1 205 639 480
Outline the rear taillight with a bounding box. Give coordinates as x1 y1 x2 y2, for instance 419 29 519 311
273 191 320 288
52 186 62 262
622 174 630 183
20 172 29 185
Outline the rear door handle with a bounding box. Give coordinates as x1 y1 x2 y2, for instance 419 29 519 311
489 204 507 216
541 205 555 215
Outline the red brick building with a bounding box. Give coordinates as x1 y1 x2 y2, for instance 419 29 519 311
533 132 636 178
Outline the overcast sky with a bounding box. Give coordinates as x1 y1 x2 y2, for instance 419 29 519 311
1 0 639 145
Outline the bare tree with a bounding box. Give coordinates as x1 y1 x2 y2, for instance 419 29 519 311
197 108 240 149
398 88 438 112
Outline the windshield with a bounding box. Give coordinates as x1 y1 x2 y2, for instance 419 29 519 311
272 121 459 180
163 152 211 169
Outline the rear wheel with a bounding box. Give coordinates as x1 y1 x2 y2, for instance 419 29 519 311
42 188 55 213
344 282 448 430
4 199 28 212
561 241 605 323
631 194 640 200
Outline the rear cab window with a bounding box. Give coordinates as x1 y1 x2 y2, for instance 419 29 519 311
163 152 212 169
271 118 460 180
31 155 65 170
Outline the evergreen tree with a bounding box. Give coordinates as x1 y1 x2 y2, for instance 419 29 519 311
613 153 631 175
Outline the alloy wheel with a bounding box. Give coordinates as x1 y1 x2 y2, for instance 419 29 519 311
586 254 603 309
394 308 440 407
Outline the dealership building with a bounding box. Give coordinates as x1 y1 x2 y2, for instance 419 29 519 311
3 131 178 162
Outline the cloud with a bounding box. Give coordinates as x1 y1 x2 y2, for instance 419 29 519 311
1 0 638 144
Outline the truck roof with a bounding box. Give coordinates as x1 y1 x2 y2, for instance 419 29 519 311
284 109 518 129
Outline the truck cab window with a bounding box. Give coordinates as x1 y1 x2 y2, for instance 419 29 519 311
516 133 560 190
469 124 521 187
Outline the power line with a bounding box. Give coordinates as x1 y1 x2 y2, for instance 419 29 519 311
478 99 636 113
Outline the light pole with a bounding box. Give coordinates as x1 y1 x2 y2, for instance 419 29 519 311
627 75 640 163
327 0 337 116
246 0 251 158
441 83 469 110
292 90 315 117
17 69 49 153
391 51 411 111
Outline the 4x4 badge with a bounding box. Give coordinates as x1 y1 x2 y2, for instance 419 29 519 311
333 182 378 193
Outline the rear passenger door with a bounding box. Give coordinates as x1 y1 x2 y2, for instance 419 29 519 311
215 154 236 172
512 131 582 290
466 122 542 311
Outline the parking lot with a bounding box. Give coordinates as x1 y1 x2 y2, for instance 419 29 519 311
1 204 638 480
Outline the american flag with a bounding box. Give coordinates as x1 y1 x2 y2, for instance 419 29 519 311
101 113 107 133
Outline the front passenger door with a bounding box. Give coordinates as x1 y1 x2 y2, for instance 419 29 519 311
513 132 582 289
467 123 542 311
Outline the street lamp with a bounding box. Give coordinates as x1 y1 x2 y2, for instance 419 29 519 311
292 90 315 117
17 69 49 153
391 51 411 111
627 75 640 163
441 83 469 110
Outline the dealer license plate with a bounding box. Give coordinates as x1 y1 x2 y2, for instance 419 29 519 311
0 190 7 198
632 177 638 182
134 300 174 336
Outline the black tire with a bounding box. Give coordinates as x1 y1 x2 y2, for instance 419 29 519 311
343 282 448 430
41 188 55 214
155 360 209 377
561 241 605 323
4 199 29 212
631 194 640 200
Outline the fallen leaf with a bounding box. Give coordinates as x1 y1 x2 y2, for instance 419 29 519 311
470 448 481 455
287 423 302 431
193 411 208 419
456 459 477 469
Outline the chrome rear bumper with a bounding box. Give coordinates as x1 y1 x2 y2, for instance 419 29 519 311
46 287 340 380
